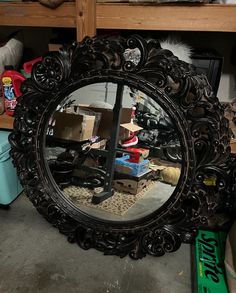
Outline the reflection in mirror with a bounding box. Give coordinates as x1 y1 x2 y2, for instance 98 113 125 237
44 82 182 221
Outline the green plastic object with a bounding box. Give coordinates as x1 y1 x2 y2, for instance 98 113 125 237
20 69 31 79
194 229 229 293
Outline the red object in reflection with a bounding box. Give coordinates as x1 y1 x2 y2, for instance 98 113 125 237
127 147 149 163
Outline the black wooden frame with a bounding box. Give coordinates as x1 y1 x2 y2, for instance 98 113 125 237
9 35 232 259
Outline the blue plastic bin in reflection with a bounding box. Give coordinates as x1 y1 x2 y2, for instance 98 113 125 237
115 155 150 176
0 130 23 205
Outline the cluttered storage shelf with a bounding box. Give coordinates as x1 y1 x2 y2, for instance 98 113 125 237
0 2 236 38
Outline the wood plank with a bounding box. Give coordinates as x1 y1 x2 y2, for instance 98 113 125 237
0 2 76 28
76 0 96 41
96 3 236 32
0 113 14 130
0 2 236 33
230 139 236 154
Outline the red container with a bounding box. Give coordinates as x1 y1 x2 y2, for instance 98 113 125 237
23 57 42 74
127 147 150 163
1 66 26 116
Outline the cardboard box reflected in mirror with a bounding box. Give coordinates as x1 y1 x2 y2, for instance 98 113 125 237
53 106 133 142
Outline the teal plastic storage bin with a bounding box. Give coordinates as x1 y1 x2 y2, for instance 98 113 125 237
0 130 23 205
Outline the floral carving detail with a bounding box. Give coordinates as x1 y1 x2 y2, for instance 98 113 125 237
32 54 67 92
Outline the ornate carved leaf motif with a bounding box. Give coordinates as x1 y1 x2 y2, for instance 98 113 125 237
141 227 182 257
74 226 139 258
9 35 232 259
228 156 236 214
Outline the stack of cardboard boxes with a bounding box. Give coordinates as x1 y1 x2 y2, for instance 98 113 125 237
52 105 152 195
53 106 132 142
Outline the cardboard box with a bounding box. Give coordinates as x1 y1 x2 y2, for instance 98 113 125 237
120 122 143 140
48 43 61 51
113 170 153 195
80 106 132 139
53 112 95 142
230 139 236 154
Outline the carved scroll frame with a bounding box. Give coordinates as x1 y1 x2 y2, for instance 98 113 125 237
9 35 232 259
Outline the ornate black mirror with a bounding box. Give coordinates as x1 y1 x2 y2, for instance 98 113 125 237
9 35 232 259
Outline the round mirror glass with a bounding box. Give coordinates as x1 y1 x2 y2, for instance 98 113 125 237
44 82 182 221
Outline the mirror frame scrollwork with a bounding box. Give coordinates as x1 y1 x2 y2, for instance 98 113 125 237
9 35 233 259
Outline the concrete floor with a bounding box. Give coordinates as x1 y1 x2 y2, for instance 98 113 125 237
0 194 192 293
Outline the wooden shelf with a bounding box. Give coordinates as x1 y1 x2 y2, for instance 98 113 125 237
96 3 236 32
0 2 236 34
0 2 76 28
0 113 14 130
